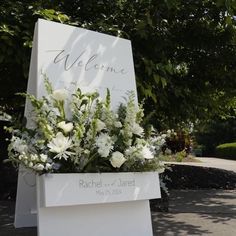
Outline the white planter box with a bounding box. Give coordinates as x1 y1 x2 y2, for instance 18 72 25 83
36 172 161 236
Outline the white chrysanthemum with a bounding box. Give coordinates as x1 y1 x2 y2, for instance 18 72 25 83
57 121 74 133
47 132 73 159
52 89 67 101
140 146 154 159
95 133 113 157
110 151 126 168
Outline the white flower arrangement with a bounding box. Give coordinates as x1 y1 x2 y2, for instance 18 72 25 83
6 79 168 174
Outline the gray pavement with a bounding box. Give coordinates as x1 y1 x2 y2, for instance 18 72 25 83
152 190 236 236
1 190 236 235
164 157 236 173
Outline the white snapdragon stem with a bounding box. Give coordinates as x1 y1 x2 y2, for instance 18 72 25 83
52 89 68 101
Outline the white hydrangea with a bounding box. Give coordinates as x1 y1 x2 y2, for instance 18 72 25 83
11 136 28 153
95 133 113 157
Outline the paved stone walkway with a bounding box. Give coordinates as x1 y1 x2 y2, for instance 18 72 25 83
152 190 236 236
165 157 236 173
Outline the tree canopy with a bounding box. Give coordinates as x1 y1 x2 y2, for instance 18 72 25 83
1 0 236 129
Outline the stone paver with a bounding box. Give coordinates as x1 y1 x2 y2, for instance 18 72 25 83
152 189 236 236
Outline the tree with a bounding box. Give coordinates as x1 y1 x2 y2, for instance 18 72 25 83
1 0 236 128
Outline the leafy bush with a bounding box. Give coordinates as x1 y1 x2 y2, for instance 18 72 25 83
194 118 236 156
165 129 192 154
216 142 236 160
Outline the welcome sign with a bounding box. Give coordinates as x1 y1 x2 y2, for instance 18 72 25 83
15 19 138 227
27 19 137 110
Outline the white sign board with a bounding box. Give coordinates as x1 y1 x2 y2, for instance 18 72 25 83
36 173 160 236
38 172 160 207
15 19 138 227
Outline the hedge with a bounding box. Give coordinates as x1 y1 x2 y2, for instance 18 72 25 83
216 142 236 160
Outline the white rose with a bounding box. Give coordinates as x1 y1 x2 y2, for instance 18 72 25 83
57 121 74 133
110 151 126 168
34 164 44 171
40 154 48 162
52 89 67 101
114 121 122 128
45 163 52 170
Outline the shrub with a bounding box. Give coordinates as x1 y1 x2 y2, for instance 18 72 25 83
165 130 192 154
216 142 236 160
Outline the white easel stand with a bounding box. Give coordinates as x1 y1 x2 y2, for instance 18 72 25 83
36 172 161 236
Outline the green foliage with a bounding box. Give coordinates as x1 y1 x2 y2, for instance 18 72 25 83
216 142 236 160
1 0 236 129
194 117 236 156
174 150 187 162
165 129 192 154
